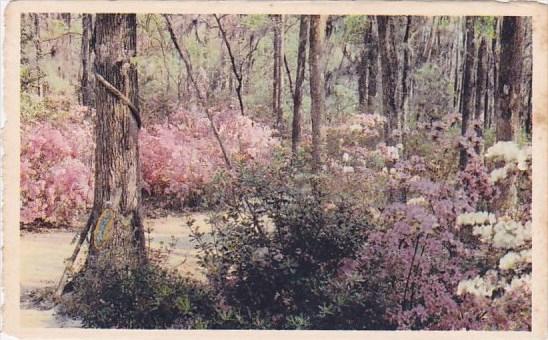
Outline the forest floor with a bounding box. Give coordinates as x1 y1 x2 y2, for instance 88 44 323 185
19 212 211 328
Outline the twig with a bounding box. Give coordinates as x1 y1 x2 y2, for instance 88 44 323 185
94 72 142 128
214 14 245 116
55 209 97 297
40 31 82 43
283 54 294 97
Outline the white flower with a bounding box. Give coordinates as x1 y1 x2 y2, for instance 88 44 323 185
342 166 354 174
342 152 350 162
457 274 497 297
485 141 521 162
492 218 531 249
489 165 510 183
349 124 362 132
505 274 531 292
457 211 496 226
472 224 493 242
486 141 531 176
499 251 520 270
407 196 428 206
499 249 532 270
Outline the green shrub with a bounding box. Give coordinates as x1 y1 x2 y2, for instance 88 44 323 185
189 160 371 329
59 261 216 329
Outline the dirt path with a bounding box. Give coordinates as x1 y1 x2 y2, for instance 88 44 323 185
20 212 213 328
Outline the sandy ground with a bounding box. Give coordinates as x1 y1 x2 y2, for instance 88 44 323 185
20 212 213 328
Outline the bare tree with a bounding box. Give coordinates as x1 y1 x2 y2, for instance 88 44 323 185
291 15 309 155
401 16 412 132
309 15 326 171
272 14 285 129
214 14 245 116
459 17 476 169
80 14 93 107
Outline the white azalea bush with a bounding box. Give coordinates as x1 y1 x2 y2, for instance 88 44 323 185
452 141 532 330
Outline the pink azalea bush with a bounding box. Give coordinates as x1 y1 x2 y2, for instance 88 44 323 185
21 106 279 225
139 109 280 206
20 106 94 226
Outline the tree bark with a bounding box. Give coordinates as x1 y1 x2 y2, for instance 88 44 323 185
309 15 326 172
358 16 378 113
377 16 399 145
459 17 476 170
80 14 93 107
33 13 42 97
400 16 412 134
488 17 499 130
272 15 284 129
366 17 378 114
475 36 487 121
291 15 309 155
89 14 146 265
496 16 526 142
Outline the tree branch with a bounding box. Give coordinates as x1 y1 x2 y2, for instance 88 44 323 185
283 54 294 98
94 72 142 128
214 14 245 115
163 14 205 103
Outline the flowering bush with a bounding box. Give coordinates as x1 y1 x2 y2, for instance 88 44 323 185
139 109 280 207
20 106 94 226
21 106 279 225
450 141 532 330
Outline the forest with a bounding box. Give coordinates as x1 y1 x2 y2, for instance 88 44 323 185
19 13 533 330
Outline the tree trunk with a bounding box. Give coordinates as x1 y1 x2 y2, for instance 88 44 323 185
452 18 461 109
459 17 476 170
488 17 499 130
89 14 146 266
214 14 245 115
475 36 487 121
291 15 309 155
272 15 284 129
496 17 526 142
377 16 398 145
523 18 533 138
309 15 326 172
366 17 378 114
80 14 93 107
358 44 367 111
33 13 42 97
358 16 378 114
400 16 412 135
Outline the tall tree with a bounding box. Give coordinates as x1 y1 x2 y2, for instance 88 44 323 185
89 14 146 264
309 15 326 171
475 35 488 121
487 17 499 130
291 15 309 155
459 17 476 169
80 14 93 107
496 16 526 141
33 13 42 97
272 14 284 129
214 14 245 116
377 16 398 145
400 16 412 130
366 17 378 114
358 16 378 113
